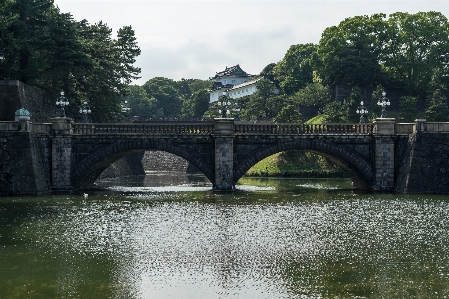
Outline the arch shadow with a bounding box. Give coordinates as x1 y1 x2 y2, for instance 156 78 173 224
72 140 214 189
234 139 373 190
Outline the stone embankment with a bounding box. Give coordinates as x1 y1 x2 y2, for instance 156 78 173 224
396 132 449 193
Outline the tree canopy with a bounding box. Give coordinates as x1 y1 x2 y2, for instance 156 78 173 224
0 0 141 122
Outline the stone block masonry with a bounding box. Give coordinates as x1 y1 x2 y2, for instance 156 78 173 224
0 80 56 122
0 131 51 195
2 114 449 194
396 132 449 193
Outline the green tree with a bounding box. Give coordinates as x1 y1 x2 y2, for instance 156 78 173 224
181 89 210 118
1 1 141 122
244 78 280 119
116 26 141 85
1 0 55 83
274 105 302 123
323 87 362 123
187 79 212 94
143 77 183 117
293 83 332 114
382 12 449 95
273 43 316 95
315 14 386 89
125 85 158 117
425 89 449 121
260 62 277 85
323 101 347 123
399 96 418 122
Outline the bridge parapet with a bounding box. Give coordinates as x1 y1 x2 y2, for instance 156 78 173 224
0 121 20 131
395 123 414 134
424 122 449 132
394 120 449 134
72 122 215 135
234 123 374 135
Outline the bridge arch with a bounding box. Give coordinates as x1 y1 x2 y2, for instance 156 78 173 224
234 139 373 190
72 139 214 189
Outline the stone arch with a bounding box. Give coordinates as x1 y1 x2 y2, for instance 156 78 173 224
234 139 373 190
72 139 214 189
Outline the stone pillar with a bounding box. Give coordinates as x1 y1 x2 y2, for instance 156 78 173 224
213 118 235 191
414 119 427 133
373 118 395 191
51 117 73 190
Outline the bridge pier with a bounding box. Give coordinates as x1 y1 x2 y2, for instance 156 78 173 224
51 118 74 190
213 118 235 191
373 118 395 191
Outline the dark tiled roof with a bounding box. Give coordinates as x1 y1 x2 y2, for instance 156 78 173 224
209 64 253 80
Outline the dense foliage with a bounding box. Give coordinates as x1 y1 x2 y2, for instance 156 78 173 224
201 11 449 123
0 0 141 122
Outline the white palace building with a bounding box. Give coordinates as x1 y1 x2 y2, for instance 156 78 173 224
208 65 278 103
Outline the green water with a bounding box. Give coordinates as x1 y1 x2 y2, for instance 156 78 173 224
1 174 449 298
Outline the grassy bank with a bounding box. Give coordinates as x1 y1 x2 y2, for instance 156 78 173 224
245 150 346 178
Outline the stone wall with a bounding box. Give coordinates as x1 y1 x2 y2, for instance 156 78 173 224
396 132 449 193
0 132 51 195
0 80 55 122
142 151 196 172
99 151 146 179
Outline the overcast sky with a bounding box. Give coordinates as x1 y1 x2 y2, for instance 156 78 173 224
53 0 449 85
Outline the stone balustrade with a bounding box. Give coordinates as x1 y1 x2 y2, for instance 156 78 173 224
426 122 449 132
2 119 449 136
72 122 215 135
394 123 415 134
234 123 374 134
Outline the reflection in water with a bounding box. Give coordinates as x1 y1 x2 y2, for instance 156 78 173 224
1 175 449 298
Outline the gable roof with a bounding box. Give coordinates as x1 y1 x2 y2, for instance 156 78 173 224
209 64 253 80
228 78 261 91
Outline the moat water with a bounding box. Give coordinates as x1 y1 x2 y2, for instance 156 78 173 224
1 174 449 298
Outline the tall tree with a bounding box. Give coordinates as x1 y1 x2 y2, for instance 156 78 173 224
1 1 141 122
116 26 141 85
315 14 386 89
382 12 449 95
273 43 316 95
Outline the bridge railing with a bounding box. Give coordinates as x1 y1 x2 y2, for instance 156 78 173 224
394 123 414 134
0 121 20 131
426 122 449 132
72 122 215 135
234 123 374 135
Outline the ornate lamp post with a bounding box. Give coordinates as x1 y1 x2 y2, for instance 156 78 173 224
79 101 91 123
356 101 368 123
121 100 131 113
218 97 231 118
377 91 390 118
56 91 69 117
120 101 131 121
217 94 240 119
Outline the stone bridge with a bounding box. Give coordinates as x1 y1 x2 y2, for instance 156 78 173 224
1 118 449 194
